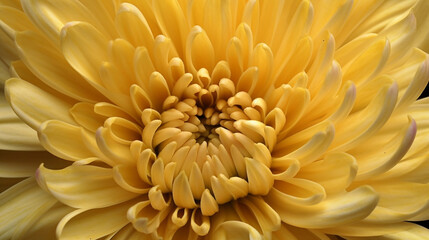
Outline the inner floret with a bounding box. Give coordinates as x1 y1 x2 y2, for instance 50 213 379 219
135 72 276 217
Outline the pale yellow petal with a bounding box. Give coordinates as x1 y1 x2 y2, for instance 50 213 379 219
5 78 75 129
36 164 139 208
21 0 112 44
0 178 61 240
116 3 154 49
213 221 263 240
323 221 417 237
60 21 108 89
57 199 140 240
364 181 429 223
0 92 42 150
297 152 357 194
265 186 378 229
152 0 188 57
15 30 105 102
345 224 429 240
18 202 73 240
38 120 95 162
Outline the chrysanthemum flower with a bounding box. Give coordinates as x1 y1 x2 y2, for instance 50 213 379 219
1 0 429 239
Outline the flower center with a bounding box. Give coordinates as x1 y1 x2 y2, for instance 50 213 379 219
136 70 275 216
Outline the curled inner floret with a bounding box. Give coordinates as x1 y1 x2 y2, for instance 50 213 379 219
116 65 278 235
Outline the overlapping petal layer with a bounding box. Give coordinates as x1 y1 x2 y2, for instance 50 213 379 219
1 0 429 239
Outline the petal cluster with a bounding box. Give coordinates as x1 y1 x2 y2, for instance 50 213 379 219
1 0 429 239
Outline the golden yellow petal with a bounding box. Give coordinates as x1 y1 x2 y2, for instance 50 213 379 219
0 92 42 150
37 164 139 208
213 220 263 240
266 186 378 229
0 178 62 240
5 78 74 129
38 120 94 162
57 199 138 240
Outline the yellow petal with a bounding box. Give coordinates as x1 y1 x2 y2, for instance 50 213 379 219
0 178 62 240
15 29 104 102
234 196 281 236
186 26 215 73
0 93 42 150
365 181 429 223
353 117 416 180
152 0 188 57
19 202 73 240
270 178 326 206
70 102 106 133
172 171 197 209
245 157 273 196
265 185 378 228
190 208 210 236
38 120 93 162
297 152 357 194
375 223 429 240
116 3 154 49
37 164 139 208
413 0 429 52
60 21 109 92
276 123 335 165
127 199 173 234
57 199 139 240
21 0 111 43
322 221 418 237
113 165 151 194
5 78 74 129
396 56 429 110
213 221 262 240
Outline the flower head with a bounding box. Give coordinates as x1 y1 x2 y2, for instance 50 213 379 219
1 0 429 239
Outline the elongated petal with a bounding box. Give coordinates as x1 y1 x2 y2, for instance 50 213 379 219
38 120 95 162
0 93 42 150
14 30 105 102
0 178 62 240
57 199 139 240
36 164 139 208
265 186 379 229
5 78 74 129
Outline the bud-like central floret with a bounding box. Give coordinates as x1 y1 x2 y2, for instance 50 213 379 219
135 74 276 219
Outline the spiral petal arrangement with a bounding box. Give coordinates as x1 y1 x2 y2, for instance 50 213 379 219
1 0 429 239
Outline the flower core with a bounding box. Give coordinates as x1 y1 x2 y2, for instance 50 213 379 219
119 56 277 232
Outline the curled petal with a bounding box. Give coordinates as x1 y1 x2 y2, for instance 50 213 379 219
127 200 173 235
113 165 151 194
213 221 263 240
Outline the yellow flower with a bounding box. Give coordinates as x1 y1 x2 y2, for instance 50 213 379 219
1 0 429 239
